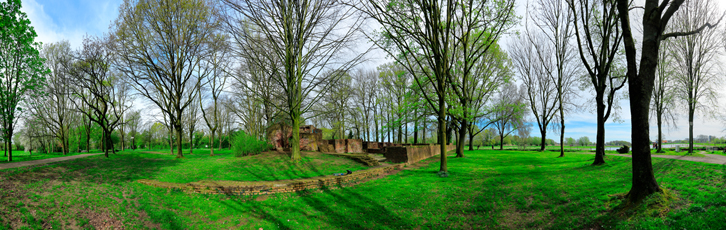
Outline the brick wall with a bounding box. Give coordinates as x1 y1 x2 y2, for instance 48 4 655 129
346 139 362 153
384 144 455 164
330 139 346 153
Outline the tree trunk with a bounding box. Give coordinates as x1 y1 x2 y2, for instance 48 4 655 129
688 103 694 154
657 109 663 153
456 120 466 158
121 132 125 152
413 116 418 144
438 101 448 173
627 82 661 201
86 121 91 152
189 128 194 154
175 123 184 158
398 118 403 143
103 129 109 158
446 124 452 145
468 129 474 151
6 129 12 162
593 93 606 165
422 116 426 143
209 132 215 156
291 111 301 161
539 129 547 151
559 107 565 157
109 130 117 155
374 107 379 142
500 132 504 150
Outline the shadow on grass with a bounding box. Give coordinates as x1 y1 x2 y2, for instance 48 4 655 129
204 154 415 229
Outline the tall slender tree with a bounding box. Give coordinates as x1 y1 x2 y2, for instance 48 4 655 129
27 41 73 155
668 0 723 154
66 36 130 158
651 41 678 153
567 0 626 164
0 0 48 161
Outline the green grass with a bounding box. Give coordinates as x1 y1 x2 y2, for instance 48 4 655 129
0 150 103 164
131 149 372 183
493 145 622 152
0 149 724 229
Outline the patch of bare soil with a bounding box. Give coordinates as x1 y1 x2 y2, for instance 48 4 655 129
82 210 125 230
255 194 270 201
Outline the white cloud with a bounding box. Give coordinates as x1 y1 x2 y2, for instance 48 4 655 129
22 0 86 48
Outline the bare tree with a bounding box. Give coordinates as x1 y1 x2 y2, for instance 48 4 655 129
669 0 723 154
567 0 626 164
351 69 379 141
223 0 366 160
26 41 73 155
66 36 130 157
652 41 678 153
511 33 559 152
116 81 133 151
615 0 722 202
527 0 579 155
126 110 142 150
112 0 220 158
492 83 528 150
199 35 230 156
184 95 200 154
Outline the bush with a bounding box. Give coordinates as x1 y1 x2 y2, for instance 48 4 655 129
617 145 630 153
232 131 270 157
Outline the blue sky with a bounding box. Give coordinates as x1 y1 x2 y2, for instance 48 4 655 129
22 0 122 48
21 0 726 143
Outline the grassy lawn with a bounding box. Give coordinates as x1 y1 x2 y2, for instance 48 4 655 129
0 149 724 229
0 150 104 164
493 145 622 152
132 149 373 183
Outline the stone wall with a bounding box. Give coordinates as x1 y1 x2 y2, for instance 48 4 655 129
346 139 362 153
384 144 456 164
318 139 362 153
330 139 346 153
267 124 323 151
137 163 408 196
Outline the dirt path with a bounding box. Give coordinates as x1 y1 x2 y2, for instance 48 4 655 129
0 153 104 170
579 152 726 164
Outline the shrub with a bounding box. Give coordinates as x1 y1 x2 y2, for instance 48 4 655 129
232 131 270 157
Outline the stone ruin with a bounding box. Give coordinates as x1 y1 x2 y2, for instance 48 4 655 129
266 124 323 152
266 123 454 158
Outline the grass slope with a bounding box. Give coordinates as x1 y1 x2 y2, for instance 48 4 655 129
0 150 724 229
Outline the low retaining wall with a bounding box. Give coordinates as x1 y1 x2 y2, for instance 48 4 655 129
137 163 407 196
384 144 455 164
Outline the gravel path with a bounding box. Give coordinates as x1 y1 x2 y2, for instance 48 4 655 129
0 153 104 170
580 152 726 165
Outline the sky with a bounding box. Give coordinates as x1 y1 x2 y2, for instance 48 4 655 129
20 0 726 143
